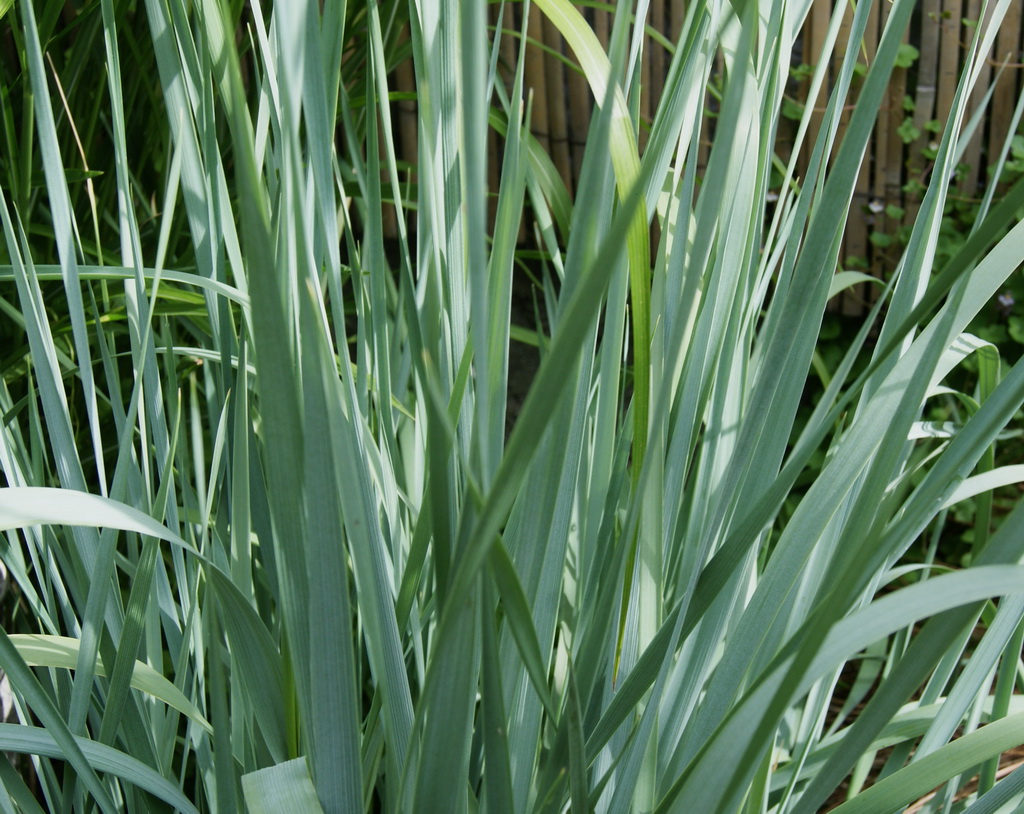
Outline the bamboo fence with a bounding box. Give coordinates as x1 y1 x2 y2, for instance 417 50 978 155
389 1 1024 312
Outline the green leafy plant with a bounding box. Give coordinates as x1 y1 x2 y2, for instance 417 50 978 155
1 0 1023 812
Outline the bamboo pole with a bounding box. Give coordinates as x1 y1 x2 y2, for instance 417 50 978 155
393 31 418 241
987 0 1022 188
802 0 832 172
937 0 963 126
632 7 651 155
525 2 551 158
499 1 517 93
873 0 909 280
697 52 719 177
650 0 667 124
567 8 591 189
380 109 398 239
542 12 573 192
856 0 879 274
833 0 869 313
906 0 942 227
962 0 993 196
671 0 686 45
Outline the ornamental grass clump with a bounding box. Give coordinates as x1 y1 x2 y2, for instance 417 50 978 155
1 0 1024 811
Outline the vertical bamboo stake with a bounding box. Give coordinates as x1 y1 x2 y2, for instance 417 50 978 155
498 4 528 244
525 3 551 157
639 12 653 152
670 0 686 45
987 0 1022 185
542 13 573 192
803 0 832 170
697 53 719 177
650 0 667 122
394 29 418 242
567 8 591 189
857 0 882 277
593 2 614 172
487 4 503 234
962 0 993 195
874 0 909 280
499 2 518 94
937 0 963 125
907 0 942 226
836 0 880 287
834 0 869 313
380 109 398 239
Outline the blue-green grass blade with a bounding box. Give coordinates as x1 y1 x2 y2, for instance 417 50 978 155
440 110 653 668
200 0 315 760
533 0 650 501
8 634 211 735
785 365 1024 811
207 597 238 814
297 283 364 812
206 567 288 763
19 0 106 494
0 724 198 814
963 762 1024 814
488 108 573 241
0 630 118 812
0 265 249 308
0 487 189 549
405 585 480 813
480 580 515 814
242 758 325 814
489 539 557 720
657 561 1024 814
0 755 46 814
565 655 590 814
829 713 1024 814
914 595 1024 760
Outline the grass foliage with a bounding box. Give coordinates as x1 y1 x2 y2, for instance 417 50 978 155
1 0 1024 811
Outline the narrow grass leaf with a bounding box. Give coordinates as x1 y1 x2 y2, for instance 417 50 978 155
940 466 1024 510
0 487 189 549
0 629 118 812
830 714 1024 814
489 539 557 719
9 634 211 734
207 567 288 763
241 758 325 814
0 724 198 814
